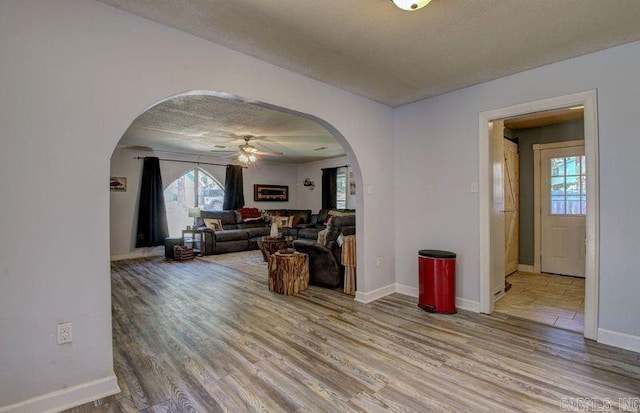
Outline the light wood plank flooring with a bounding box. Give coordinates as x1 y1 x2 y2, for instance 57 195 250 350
496 272 585 333
67 254 639 412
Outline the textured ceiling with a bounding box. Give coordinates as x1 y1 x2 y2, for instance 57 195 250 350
98 0 640 106
119 94 345 163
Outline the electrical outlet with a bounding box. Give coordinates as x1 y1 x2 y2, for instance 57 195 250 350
57 322 72 345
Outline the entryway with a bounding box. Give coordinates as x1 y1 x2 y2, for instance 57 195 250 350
478 90 599 340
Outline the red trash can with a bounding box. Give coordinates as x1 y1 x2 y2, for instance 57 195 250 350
418 249 456 314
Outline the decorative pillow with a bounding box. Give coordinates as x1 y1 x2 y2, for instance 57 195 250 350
273 216 292 228
237 207 261 221
202 218 223 231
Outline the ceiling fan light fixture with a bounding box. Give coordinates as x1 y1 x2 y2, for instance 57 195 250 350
392 0 431 11
248 154 257 162
238 153 249 163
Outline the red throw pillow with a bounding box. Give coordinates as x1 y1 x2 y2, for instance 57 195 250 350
238 207 261 221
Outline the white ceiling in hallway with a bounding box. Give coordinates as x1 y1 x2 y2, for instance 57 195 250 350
98 0 640 106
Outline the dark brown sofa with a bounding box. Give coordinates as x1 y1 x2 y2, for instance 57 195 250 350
195 209 313 255
292 214 355 287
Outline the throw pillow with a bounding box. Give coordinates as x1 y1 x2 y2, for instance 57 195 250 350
237 207 261 221
273 216 290 228
202 218 223 231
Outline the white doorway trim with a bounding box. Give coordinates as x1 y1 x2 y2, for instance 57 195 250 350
533 139 585 274
478 90 599 340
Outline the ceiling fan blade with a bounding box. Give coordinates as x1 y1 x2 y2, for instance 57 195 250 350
255 150 284 156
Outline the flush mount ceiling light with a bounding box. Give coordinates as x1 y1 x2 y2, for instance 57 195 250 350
392 0 431 11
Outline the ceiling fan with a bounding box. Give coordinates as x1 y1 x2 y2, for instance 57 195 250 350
212 135 283 164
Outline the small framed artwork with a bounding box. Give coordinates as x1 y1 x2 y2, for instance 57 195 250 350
254 184 289 202
110 177 127 192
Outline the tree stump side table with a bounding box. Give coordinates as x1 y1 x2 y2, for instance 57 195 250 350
268 251 309 295
256 236 290 262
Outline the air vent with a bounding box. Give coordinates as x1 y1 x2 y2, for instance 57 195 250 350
314 146 328 151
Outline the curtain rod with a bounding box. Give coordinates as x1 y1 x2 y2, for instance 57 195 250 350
134 157 246 168
321 165 349 170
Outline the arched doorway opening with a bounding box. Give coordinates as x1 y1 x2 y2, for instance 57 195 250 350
109 89 364 278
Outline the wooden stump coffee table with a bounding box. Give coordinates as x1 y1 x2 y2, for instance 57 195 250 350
256 236 292 262
267 250 309 295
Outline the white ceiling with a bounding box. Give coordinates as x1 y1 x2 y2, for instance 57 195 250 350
98 0 640 107
119 94 345 163
109 0 640 161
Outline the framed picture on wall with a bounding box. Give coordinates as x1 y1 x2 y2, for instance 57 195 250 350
254 184 289 202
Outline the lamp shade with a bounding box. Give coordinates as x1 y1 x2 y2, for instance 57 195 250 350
392 0 431 11
188 207 201 218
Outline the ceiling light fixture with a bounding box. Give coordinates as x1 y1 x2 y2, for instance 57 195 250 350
392 0 431 11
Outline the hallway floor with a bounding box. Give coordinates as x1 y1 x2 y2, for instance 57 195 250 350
495 271 585 333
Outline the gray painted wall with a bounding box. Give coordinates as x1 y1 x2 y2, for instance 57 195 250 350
515 120 585 265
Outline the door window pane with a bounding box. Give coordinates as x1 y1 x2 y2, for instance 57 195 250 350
551 158 565 176
565 156 579 175
550 155 586 216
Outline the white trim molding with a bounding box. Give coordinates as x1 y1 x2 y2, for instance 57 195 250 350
598 329 640 353
0 375 120 413
478 90 600 341
354 283 397 303
373 283 481 313
517 264 535 273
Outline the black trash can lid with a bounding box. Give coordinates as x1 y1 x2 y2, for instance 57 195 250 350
419 249 456 259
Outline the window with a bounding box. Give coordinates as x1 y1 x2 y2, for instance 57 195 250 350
550 156 586 215
164 168 224 237
336 167 347 209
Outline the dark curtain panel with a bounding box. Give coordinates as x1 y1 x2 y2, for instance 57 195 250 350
223 165 245 210
322 167 338 210
136 157 168 247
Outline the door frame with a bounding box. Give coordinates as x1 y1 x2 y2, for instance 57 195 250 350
478 90 599 340
533 140 585 274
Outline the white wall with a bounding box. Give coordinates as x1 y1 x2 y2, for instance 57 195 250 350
395 41 640 340
0 0 394 409
109 148 299 258
295 156 357 211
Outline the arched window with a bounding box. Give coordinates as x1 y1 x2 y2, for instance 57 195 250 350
164 168 224 237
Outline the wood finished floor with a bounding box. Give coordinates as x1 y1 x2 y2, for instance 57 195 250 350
67 254 640 412
495 272 585 333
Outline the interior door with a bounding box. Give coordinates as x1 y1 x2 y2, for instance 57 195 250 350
490 120 506 296
503 139 519 275
541 145 586 277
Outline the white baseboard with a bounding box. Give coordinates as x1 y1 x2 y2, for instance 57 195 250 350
110 247 164 261
355 283 396 303
361 283 480 313
395 284 418 297
0 374 120 413
456 297 480 312
518 264 535 273
598 328 640 353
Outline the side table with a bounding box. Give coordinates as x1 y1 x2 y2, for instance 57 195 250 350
256 236 293 262
182 229 205 257
268 251 309 295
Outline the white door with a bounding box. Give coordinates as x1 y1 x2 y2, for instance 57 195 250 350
541 145 586 277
